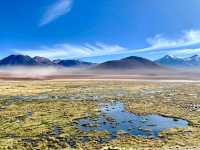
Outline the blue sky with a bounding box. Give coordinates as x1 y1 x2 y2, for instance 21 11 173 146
1 0 200 62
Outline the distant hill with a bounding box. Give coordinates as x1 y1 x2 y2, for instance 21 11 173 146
0 55 95 68
155 55 200 68
33 56 55 65
94 56 162 70
185 55 200 66
0 55 38 66
55 59 95 68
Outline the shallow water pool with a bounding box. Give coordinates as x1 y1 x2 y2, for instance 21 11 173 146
78 102 188 139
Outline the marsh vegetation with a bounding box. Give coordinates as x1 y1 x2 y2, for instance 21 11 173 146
0 80 199 150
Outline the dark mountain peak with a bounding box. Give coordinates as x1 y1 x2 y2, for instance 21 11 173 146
7 54 31 59
185 54 200 65
33 56 54 65
122 56 143 60
0 54 38 66
122 56 155 63
164 54 173 58
56 59 94 67
190 54 200 60
191 54 199 57
95 56 161 70
34 56 44 59
53 59 62 64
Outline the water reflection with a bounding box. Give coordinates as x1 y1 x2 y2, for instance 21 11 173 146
78 102 188 139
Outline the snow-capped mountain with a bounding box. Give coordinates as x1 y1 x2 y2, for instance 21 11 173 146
155 54 200 68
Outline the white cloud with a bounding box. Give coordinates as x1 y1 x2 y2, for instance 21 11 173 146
148 30 200 49
133 30 200 53
170 48 200 56
13 43 126 59
39 0 73 26
12 29 200 60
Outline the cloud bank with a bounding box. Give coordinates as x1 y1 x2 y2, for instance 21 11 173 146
147 30 200 49
13 43 126 59
40 0 73 26
12 29 200 60
131 30 200 53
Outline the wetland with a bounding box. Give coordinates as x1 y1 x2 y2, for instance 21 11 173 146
78 102 188 140
0 80 199 150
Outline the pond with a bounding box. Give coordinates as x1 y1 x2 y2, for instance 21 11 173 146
78 102 188 139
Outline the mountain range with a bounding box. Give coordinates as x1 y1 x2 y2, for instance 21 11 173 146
0 54 200 70
0 55 162 71
0 55 94 68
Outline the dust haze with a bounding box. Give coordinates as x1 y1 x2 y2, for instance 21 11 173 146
0 66 200 81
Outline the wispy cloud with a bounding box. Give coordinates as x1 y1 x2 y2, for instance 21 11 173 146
11 29 200 60
39 0 73 26
170 48 200 57
132 30 200 53
149 30 200 48
13 43 126 59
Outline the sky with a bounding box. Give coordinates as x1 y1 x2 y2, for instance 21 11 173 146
1 0 200 62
